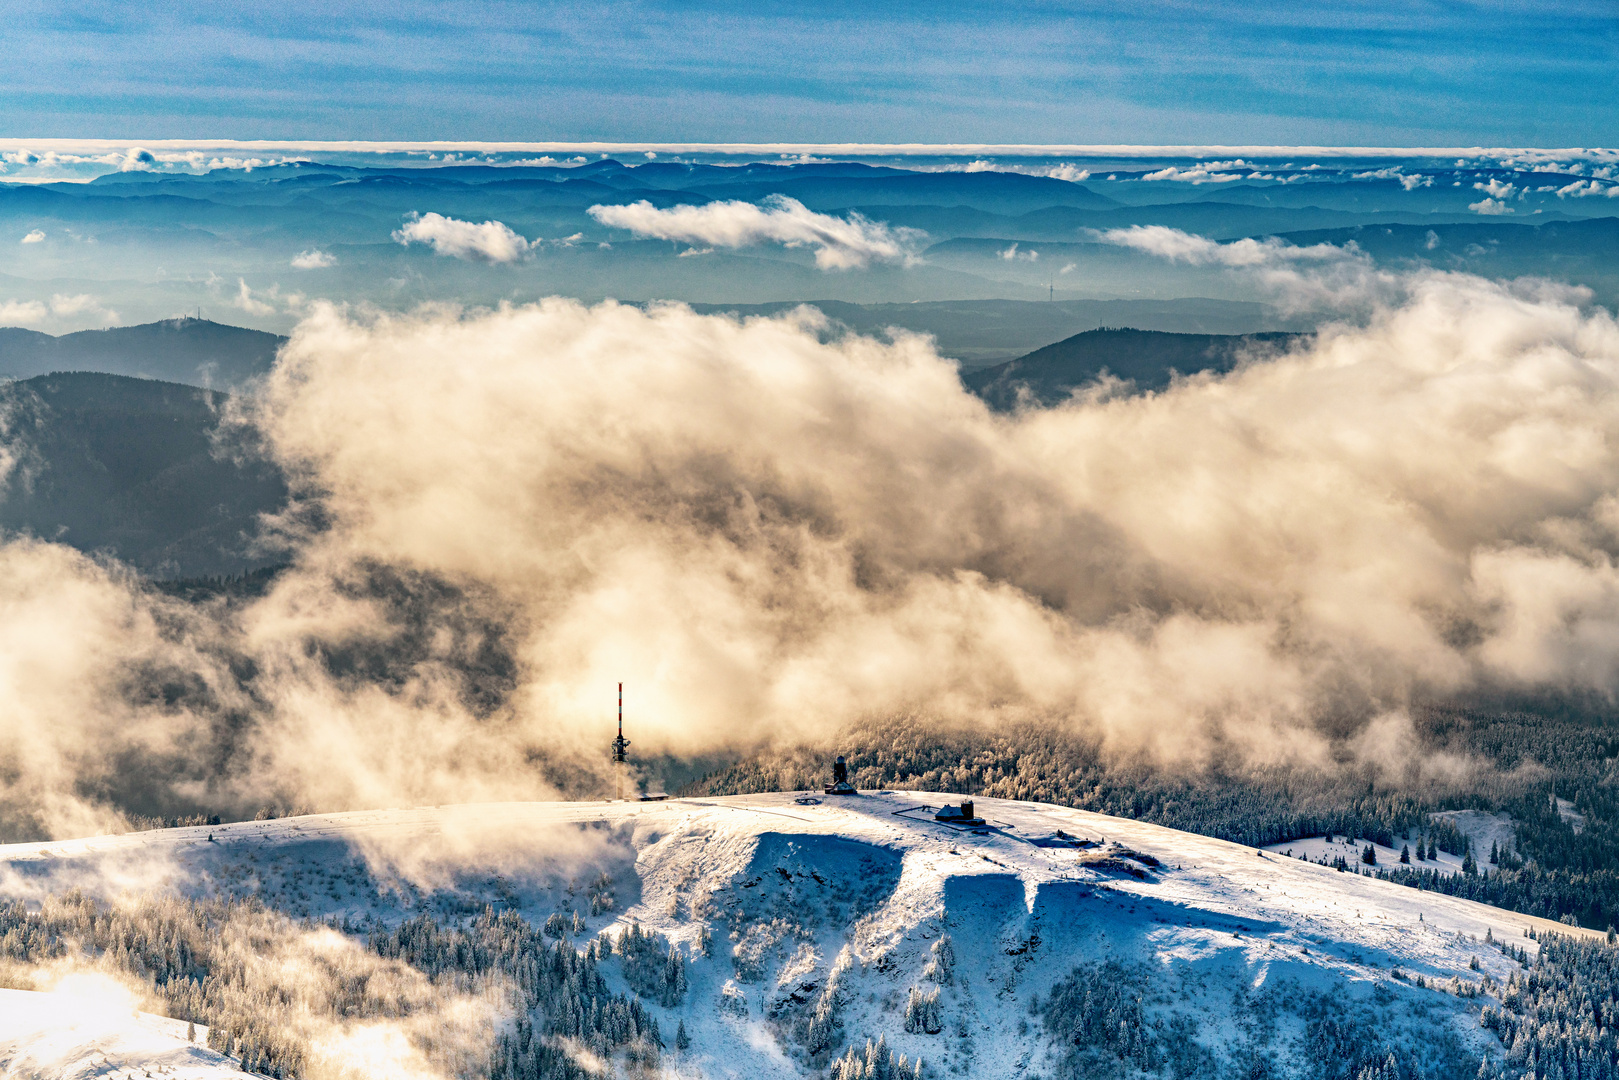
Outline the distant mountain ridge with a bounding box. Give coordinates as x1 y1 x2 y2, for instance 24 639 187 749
0 317 283 390
685 298 1301 364
964 326 1306 409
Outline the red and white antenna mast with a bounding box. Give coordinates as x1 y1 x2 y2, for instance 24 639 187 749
611 682 631 800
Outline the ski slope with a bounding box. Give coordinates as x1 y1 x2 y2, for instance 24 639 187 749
0 792 1593 1078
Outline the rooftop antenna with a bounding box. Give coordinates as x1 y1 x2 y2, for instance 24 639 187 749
1049 279 1053 302
611 682 630 800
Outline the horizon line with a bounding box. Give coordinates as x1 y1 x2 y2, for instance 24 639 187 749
1 139 1616 160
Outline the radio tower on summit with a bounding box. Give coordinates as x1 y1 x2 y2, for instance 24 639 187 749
612 682 631 801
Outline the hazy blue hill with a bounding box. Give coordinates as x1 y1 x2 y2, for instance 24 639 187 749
923 236 1106 259
0 185 80 212
86 161 365 185
963 326 1305 408
0 327 54 353
1012 201 1489 239
1276 216 1619 257
0 317 284 390
568 158 634 178
687 172 1120 214
623 161 911 187
476 177 631 200
1171 179 1481 214
0 372 287 576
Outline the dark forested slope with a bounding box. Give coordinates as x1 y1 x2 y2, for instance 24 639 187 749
0 372 287 575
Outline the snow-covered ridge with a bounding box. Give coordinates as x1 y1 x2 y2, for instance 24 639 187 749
0 792 1596 1078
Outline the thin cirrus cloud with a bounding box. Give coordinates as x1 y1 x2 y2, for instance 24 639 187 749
1090 225 1398 314
393 212 533 263
1094 225 1348 268
587 195 924 270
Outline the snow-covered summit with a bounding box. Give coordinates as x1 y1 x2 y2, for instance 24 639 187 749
0 791 1591 1078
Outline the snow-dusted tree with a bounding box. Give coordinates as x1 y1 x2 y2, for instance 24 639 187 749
829 1035 922 1080
923 933 954 986
904 986 942 1034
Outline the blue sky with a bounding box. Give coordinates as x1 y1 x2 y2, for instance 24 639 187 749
3 1 1616 146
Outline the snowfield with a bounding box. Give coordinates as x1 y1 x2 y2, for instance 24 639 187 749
0 979 249 1080
0 792 1594 1078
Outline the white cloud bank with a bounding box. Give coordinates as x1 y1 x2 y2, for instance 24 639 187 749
6 268 1619 837
0 293 117 327
587 195 924 270
393 212 533 263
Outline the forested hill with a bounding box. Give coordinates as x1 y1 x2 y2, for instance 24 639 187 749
0 372 287 576
0 317 283 390
962 327 1305 410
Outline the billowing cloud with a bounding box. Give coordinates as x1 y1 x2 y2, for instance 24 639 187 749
1138 160 1275 184
20 229 44 244
5 273 1619 838
1469 197 1514 215
1044 163 1091 182
1556 180 1619 199
292 249 337 269
118 147 156 173
1352 167 1433 191
0 906 511 1080
0 299 47 323
392 212 533 263
587 195 923 270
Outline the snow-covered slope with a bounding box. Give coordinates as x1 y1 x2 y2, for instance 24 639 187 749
0 978 249 1080
0 792 1593 1078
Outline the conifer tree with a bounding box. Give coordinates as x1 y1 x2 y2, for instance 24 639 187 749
1399 843 1410 864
